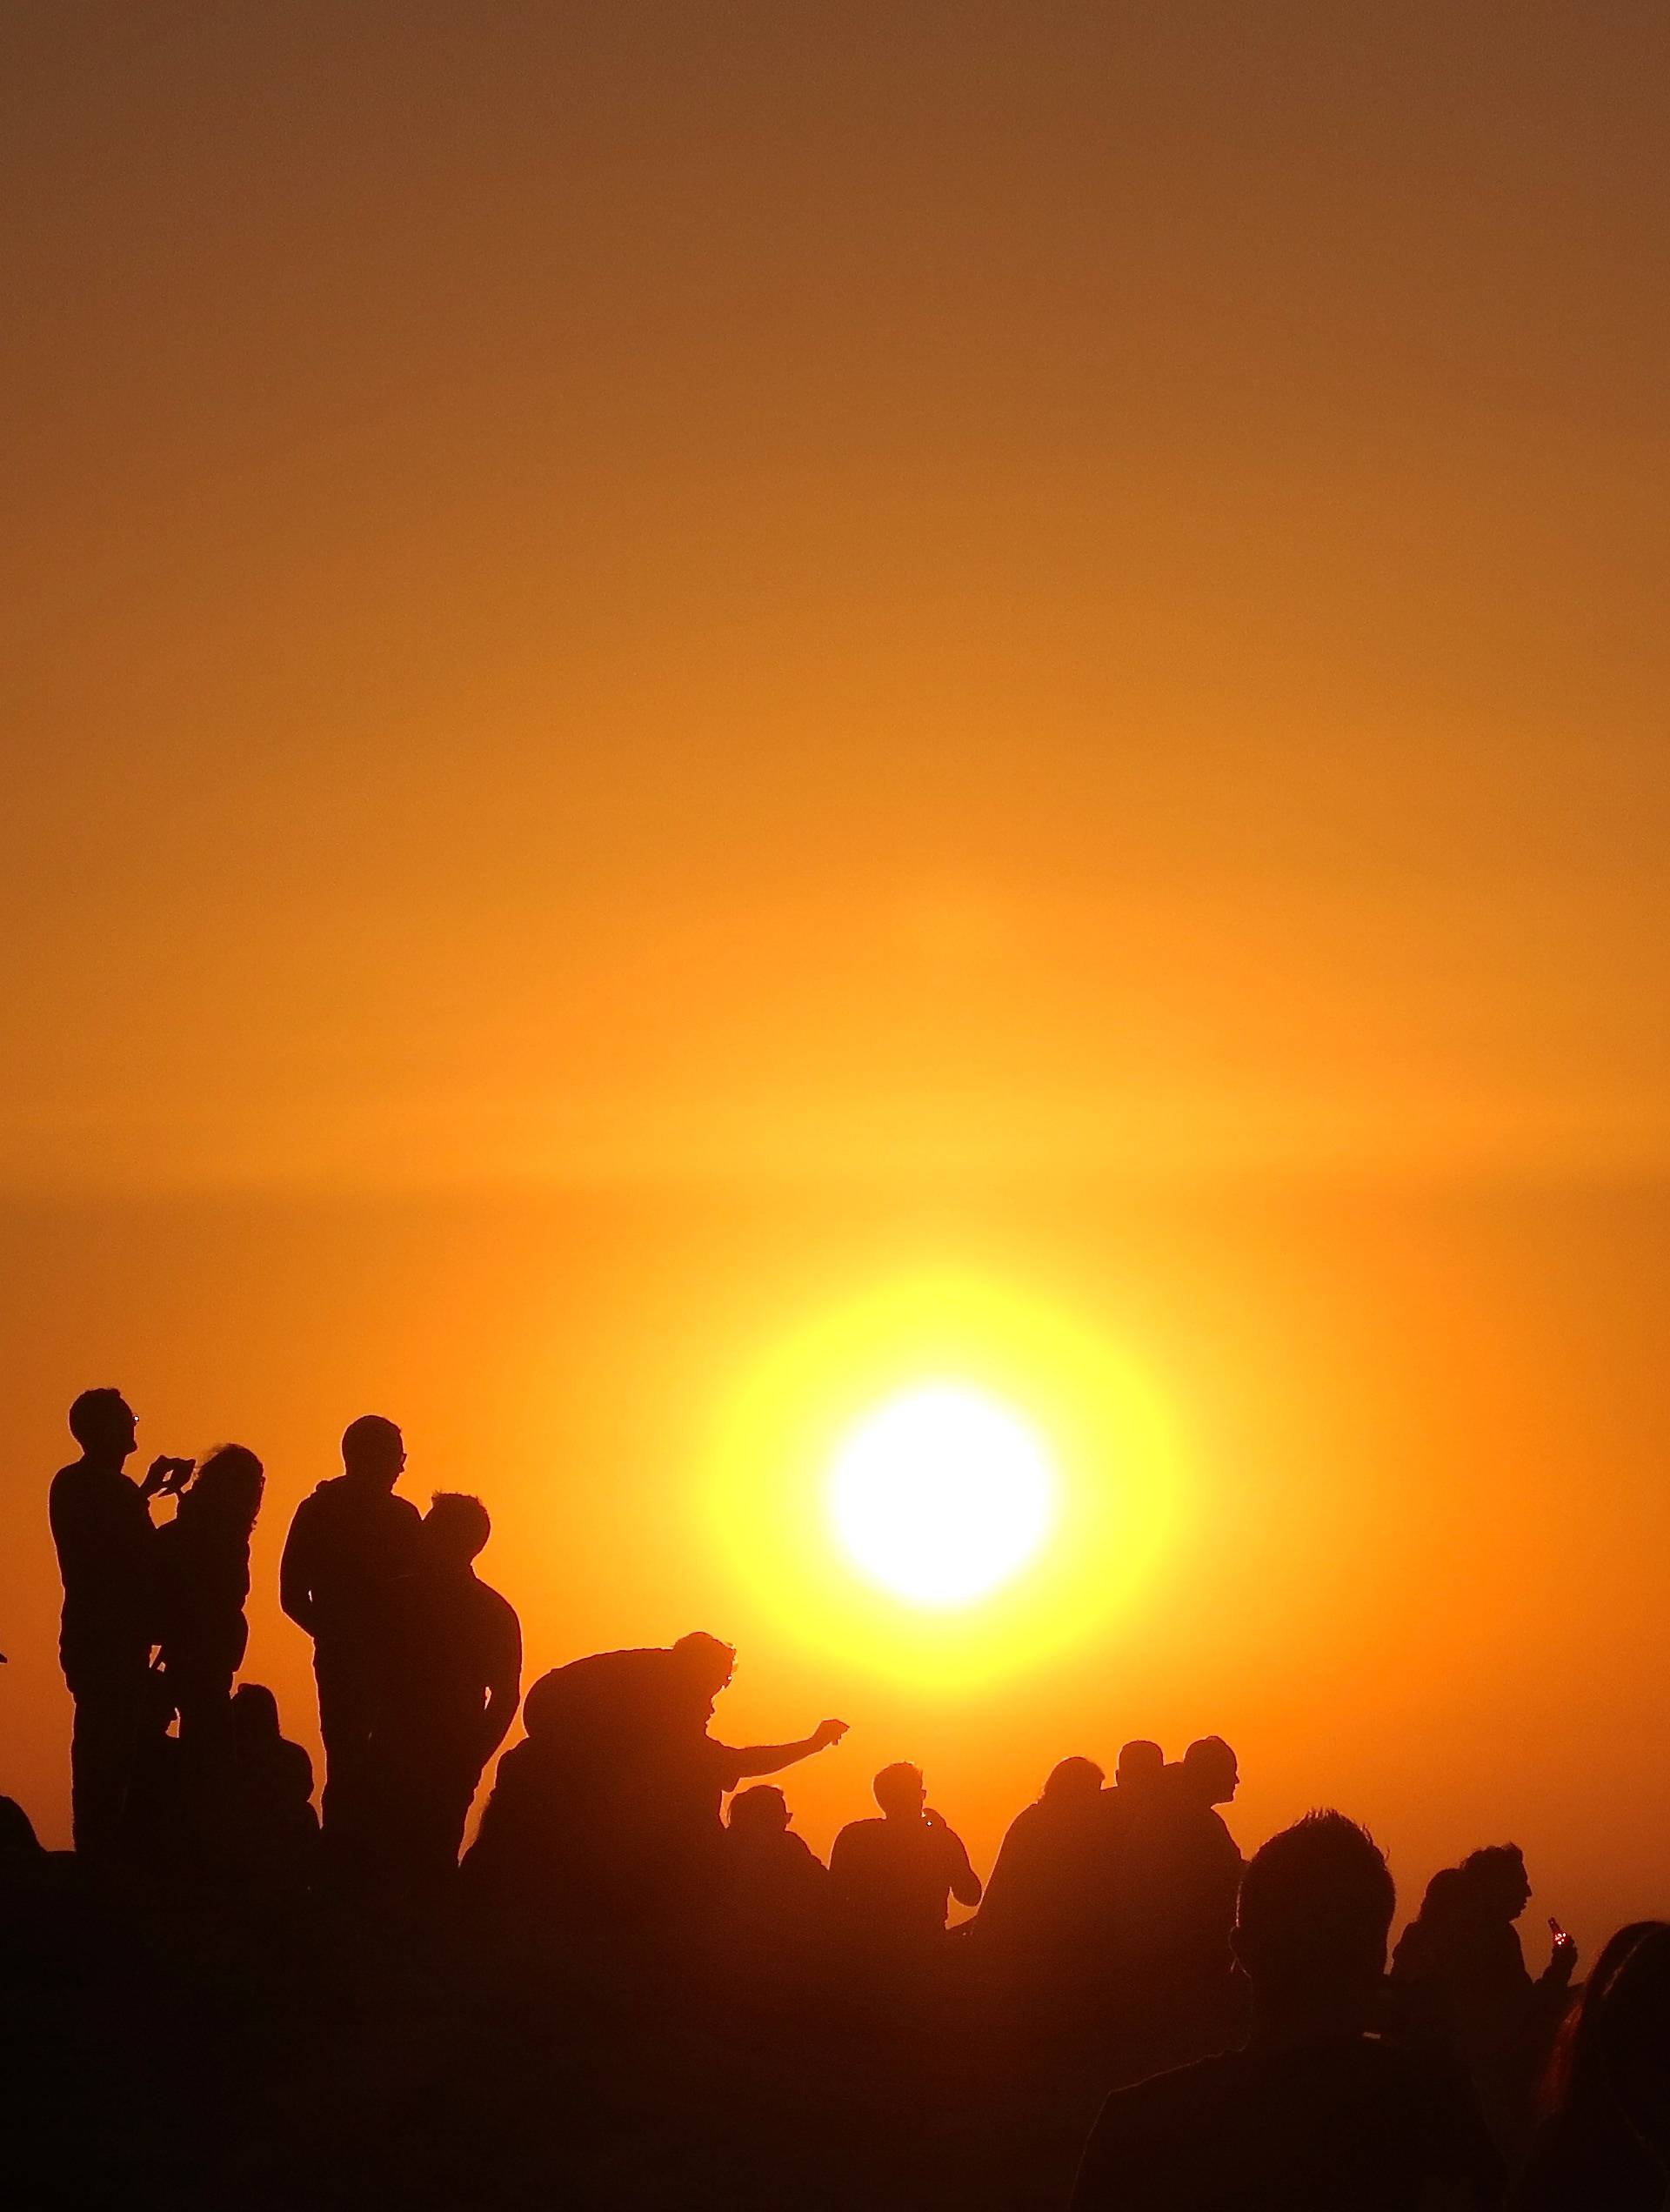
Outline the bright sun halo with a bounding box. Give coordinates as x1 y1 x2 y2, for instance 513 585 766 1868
827 1381 1058 1607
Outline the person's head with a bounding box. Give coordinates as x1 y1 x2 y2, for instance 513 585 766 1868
727 1785 791 1837
68 1387 137 1466
1414 1864 1467 1929
1116 1740 1166 1794
671 1632 737 1702
874 1761 926 1820
341 1413 404 1488
424 1491 490 1565
1042 1755 1105 1805
230 1682 282 1742
1233 1810 1396 2028
1459 1842 1531 1922
1183 1735 1239 1808
181 1445 264 1534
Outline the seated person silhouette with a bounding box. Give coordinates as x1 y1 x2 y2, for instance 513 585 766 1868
977 1754 1106 1962
154 1445 264 1754
228 1682 319 1882
279 1413 421 1841
1513 1919 1670 2212
1070 1811 1503 2212
830 1761 983 1952
366 1491 522 1879
720 1785 832 1953
725 1785 828 1894
48 1388 194 1855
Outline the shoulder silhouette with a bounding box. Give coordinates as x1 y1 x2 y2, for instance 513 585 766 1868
1073 1810 1503 2211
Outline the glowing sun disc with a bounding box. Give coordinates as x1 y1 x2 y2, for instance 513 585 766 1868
827 1381 1057 1607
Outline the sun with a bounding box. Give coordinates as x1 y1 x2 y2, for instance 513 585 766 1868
827 1380 1058 1607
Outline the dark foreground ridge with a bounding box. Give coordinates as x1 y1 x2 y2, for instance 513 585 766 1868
5 1390 1661 2209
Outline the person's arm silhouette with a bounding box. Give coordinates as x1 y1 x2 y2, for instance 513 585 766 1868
278 1507 318 1636
725 1717 849 1781
929 1809 984 1908
477 1604 522 1768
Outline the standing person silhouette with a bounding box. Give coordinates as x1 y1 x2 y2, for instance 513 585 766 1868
279 1414 420 1844
830 1761 983 1952
154 1446 264 1748
367 1492 522 1881
154 1445 265 1857
49 1388 193 1855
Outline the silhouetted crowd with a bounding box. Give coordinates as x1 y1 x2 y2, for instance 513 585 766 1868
3 1388 1666 2209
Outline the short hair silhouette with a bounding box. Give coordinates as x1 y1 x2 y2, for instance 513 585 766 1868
68 1387 131 1453
671 1632 736 1689
1043 1755 1105 1802
426 1491 490 1560
728 1784 790 1834
1116 1739 1164 1788
874 1761 924 1816
341 1413 404 1481
1182 1735 1239 1801
1233 1810 1394 2006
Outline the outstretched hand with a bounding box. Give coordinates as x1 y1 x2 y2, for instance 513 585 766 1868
812 1718 849 1752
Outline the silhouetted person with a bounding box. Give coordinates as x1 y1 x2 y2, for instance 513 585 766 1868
1513 1921 1670 2210
367 1492 521 1879
466 1633 845 1929
643 1634 847 1900
154 1444 264 1752
720 1784 832 1971
1072 1811 1503 2211
830 1761 982 1953
1393 1843 1577 2156
1167 1737 1245 1961
228 1682 318 1884
279 1413 420 1841
978 1754 1106 1970
48 1388 192 1854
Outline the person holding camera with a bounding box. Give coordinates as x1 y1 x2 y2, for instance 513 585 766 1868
48 1388 194 1856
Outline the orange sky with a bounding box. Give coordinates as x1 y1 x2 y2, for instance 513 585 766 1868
3 6 1668 1949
